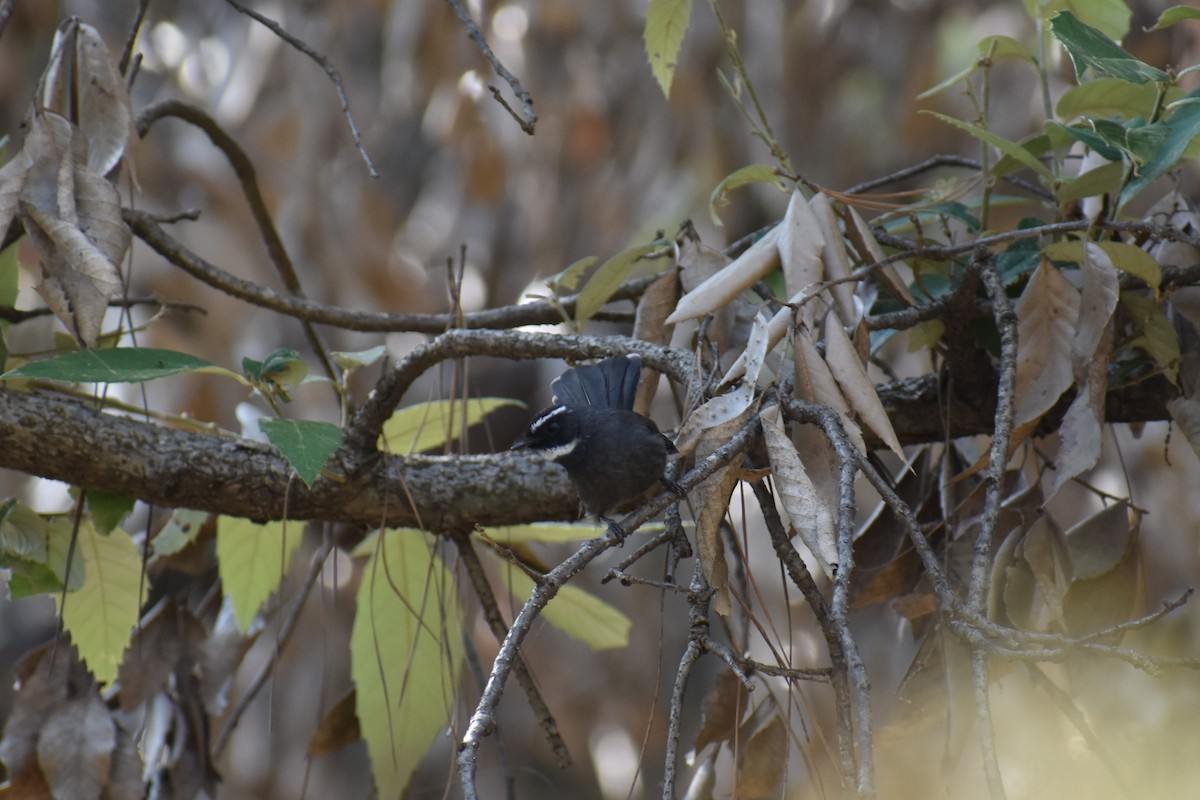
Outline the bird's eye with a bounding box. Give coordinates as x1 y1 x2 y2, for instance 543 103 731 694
545 421 559 434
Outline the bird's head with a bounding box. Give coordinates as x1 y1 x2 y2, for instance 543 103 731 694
510 405 583 461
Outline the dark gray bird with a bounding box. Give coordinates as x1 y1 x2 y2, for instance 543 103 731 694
511 354 677 523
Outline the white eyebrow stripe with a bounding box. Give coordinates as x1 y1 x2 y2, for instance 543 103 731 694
529 405 569 432
539 439 577 460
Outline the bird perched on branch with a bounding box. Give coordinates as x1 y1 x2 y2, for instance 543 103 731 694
511 354 678 529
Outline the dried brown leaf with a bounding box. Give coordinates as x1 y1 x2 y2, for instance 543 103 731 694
665 225 780 324
778 189 825 328
42 20 136 176
734 713 787 799
845 205 915 306
691 669 747 756
309 688 361 757
1013 261 1080 426
823 312 904 459
632 269 680 412
809 192 859 324
36 692 115 800
1050 320 1111 498
21 201 123 347
761 406 836 574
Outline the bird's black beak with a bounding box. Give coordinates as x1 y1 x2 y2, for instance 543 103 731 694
510 433 532 451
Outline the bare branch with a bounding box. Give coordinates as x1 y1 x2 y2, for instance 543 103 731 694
444 0 537 135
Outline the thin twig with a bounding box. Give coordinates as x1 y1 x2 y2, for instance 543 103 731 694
443 0 537 134
118 0 151 76
0 297 207 324
135 100 340 386
450 529 571 768
125 208 662 334
222 0 379 176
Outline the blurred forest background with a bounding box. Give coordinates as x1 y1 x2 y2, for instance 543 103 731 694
3 1 1200 799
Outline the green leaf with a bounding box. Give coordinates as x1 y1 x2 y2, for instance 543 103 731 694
574 242 661 324
1047 121 1124 162
351 529 463 800
0 347 214 383
151 509 210 558
644 0 693 98
546 256 599 296
1056 161 1124 204
922 111 1054 182
1056 78 1175 121
918 35 1033 99
1146 5 1200 32
260 418 344 487
216 516 304 632
379 398 525 454
1026 0 1130 41
709 164 780 226
86 491 134 534
1050 11 1168 84
1122 291 1179 384
58 521 146 686
1119 94 1200 207
0 506 85 597
495 557 631 650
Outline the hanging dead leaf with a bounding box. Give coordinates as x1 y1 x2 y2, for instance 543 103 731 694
676 314 768 455
632 269 680 412
665 225 780 324
21 201 123 347
734 712 787 799
1062 502 1141 637
37 692 117 800
777 189 825 329
691 669 749 757
1013 261 1080 426
823 312 905 459
844 204 915 306
761 405 837 575
1000 515 1071 632
1049 323 1110 499
41 19 136 177
809 193 859 325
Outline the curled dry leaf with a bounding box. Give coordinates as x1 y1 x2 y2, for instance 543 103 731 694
778 189 825 329
761 405 837 575
845 204 915 306
632 268 680 413
37 692 117 800
823 311 905 459
42 19 136 177
676 314 769 454
665 224 780 324
809 192 859 325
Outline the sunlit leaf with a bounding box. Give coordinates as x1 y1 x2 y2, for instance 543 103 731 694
379 398 524 454
330 345 389 371
1146 5 1200 32
151 509 210 558
1056 78 1174 121
760 406 836 574
919 35 1033 99
667 224 780 324
58 521 146 685
216 516 304 632
259 348 308 388
498 559 631 650
823 313 904 459
1119 92 1200 208
575 242 661 324
644 0 694 98
351 529 462 800
484 523 608 543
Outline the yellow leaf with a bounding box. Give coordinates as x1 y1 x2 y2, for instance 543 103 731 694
58 522 146 686
351 530 462 799
644 0 694 98
575 242 661 324
484 523 607 543
495 556 631 650
709 164 780 226
216 516 303 632
379 398 524 454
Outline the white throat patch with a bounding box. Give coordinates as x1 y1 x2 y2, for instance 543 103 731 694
539 438 578 460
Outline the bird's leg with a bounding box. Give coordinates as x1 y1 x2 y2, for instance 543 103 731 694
662 478 687 499
599 515 628 542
